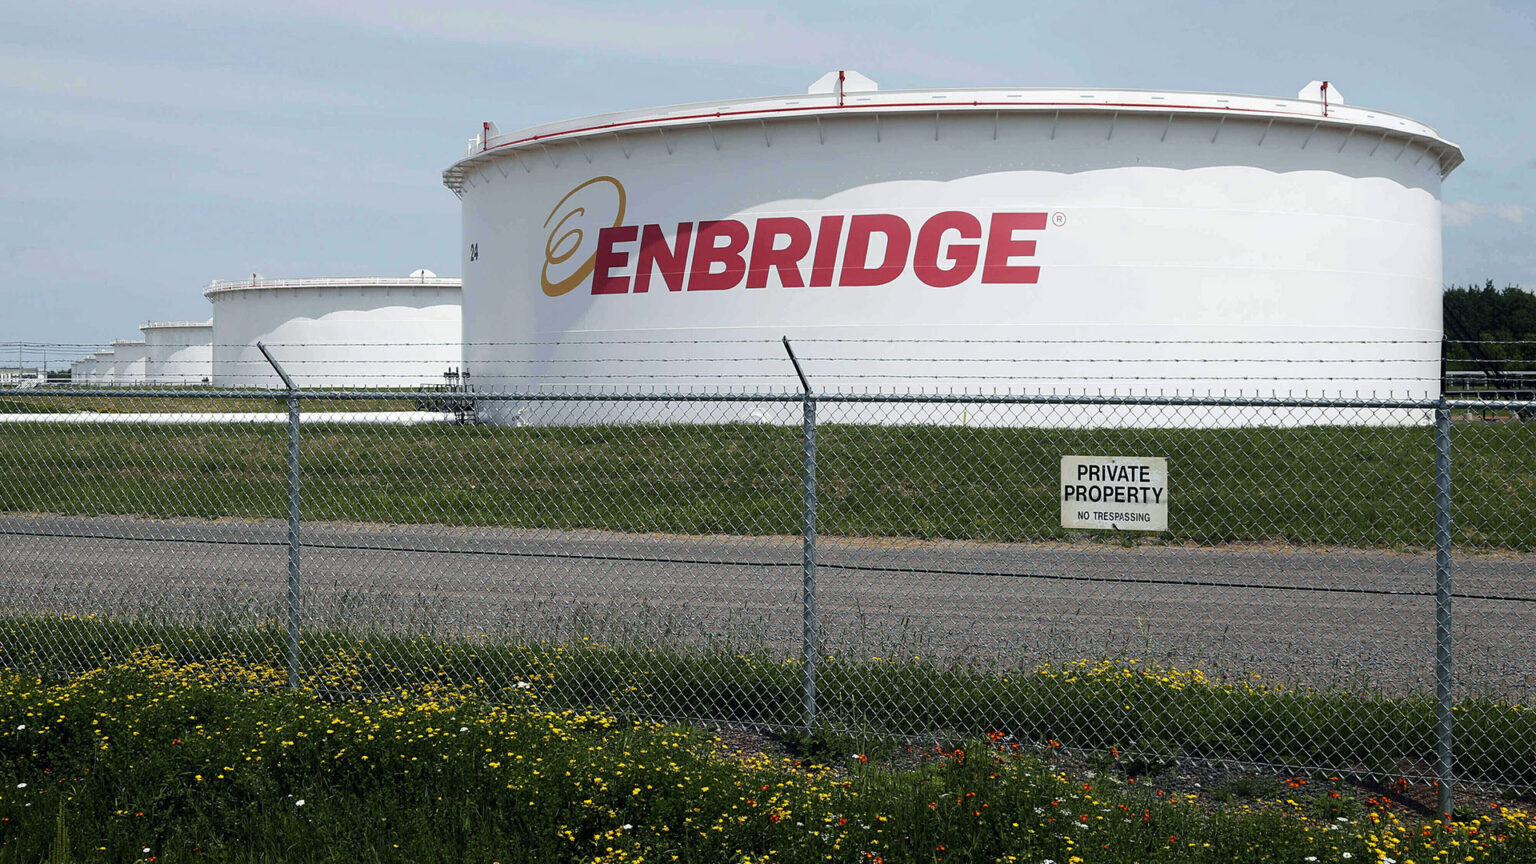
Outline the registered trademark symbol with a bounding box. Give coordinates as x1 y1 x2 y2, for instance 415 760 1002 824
1052 212 1066 227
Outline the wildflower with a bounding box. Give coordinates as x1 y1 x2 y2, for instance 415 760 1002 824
295 799 305 807
14 725 23 730
622 824 632 830
15 783 24 788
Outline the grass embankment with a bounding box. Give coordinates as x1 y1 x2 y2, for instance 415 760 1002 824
2 421 1534 547
0 393 421 414
4 651 1534 864
7 619 1536 795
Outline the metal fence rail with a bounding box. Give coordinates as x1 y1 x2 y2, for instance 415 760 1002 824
3 362 1534 815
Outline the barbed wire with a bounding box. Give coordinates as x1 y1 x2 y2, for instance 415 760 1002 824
24 339 1536 394
180 356 1453 365
13 338 1467 350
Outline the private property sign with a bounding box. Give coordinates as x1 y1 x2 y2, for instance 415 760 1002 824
1060 455 1169 532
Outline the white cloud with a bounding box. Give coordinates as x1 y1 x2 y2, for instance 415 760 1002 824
1443 200 1483 227
318 0 837 62
1444 200 1530 227
44 0 991 79
1493 203 1528 224
0 45 366 113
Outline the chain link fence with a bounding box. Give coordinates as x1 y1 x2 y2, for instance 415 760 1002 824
2 343 1534 811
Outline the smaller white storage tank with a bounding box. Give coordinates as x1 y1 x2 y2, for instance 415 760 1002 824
142 320 213 385
109 340 148 384
91 350 116 384
70 356 96 383
207 272 462 389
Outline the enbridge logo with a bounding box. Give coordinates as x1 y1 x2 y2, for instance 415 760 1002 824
541 176 1047 297
541 175 627 297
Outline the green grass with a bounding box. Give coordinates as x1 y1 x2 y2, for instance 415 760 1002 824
6 617 1536 794
4 654 1534 863
2 420 1534 547
0 392 422 414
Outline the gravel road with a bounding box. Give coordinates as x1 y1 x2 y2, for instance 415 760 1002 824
4 513 1534 696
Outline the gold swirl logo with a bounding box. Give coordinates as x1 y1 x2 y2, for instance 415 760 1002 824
541 175 627 297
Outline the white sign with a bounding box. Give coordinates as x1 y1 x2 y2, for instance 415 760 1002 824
1060 455 1168 531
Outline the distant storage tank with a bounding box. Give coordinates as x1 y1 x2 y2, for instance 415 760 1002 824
91 350 116 384
142 320 213 385
70 356 96 384
109 340 148 384
206 273 462 388
445 76 1462 424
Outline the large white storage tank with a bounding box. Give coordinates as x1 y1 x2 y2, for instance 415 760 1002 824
108 340 148 384
206 273 463 388
446 76 1462 424
142 320 213 385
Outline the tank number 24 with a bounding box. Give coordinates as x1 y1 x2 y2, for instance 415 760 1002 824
468 243 479 262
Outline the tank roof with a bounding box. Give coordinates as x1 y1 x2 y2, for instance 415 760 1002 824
141 319 213 330
445 84 1463 194
204 275 461 298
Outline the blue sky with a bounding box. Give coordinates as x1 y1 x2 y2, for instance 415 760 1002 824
2 0 1532 350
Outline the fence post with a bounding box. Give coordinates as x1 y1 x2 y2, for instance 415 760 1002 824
783 337 818 730
258 342 303 690
1434 399 1455 816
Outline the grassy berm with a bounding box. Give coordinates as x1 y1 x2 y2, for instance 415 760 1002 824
9 618 1536 794
2 419 1534 548
5 650 1536 863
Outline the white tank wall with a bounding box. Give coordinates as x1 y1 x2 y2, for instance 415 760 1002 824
142 322 213 385
90 352 115 384
208 282 463 388
452 88 1459 426
109 341 148 384
71 357 96 383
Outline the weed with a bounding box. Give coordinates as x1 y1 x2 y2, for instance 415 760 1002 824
3 656 1535 863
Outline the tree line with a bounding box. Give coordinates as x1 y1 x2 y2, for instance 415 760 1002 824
1444 280 1536 366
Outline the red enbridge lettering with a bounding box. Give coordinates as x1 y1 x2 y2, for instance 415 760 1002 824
588 211 1046 294
981 212 1047 284
839 214 911 287
913 211 982 288
688 220 749 291
592 225 637 295
746 218 812 289
809 215 844 288
634 223 692 293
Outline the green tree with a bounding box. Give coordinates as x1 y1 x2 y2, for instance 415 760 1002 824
1443 280 1536 368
